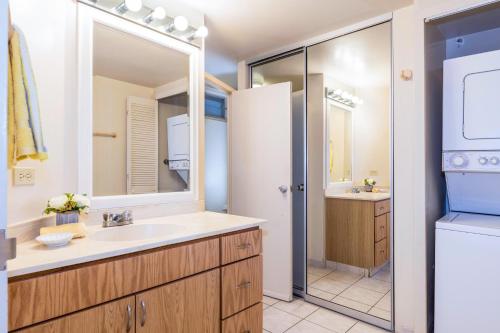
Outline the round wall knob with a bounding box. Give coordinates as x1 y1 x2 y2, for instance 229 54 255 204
490 157 500 165
479 157 489 165
451 154 468 168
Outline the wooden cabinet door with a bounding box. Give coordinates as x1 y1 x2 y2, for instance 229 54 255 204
16 296 135 333
135 269 220 333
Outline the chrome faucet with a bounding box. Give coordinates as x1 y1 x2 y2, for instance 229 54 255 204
102 210 133 228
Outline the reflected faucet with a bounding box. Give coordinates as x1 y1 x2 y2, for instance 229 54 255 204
102 210 133 228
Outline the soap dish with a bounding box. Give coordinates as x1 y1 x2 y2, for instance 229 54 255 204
36 232 73 248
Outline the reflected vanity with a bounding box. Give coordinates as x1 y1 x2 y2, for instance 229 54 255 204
306 22 393 327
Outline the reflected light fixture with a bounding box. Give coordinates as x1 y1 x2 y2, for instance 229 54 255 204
143 6 166 24
166 16 189 32
115 0 142 14
326 88 363 107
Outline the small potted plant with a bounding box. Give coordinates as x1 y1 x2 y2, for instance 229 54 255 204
363 178 376 192
44 193 90 225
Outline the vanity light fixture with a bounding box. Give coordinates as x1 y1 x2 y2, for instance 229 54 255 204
326 88 363 107
115 0 142 14
187 25 209 41
165 16 189 32
143 6 166 24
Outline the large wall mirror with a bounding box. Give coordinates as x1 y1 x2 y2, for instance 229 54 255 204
78 4 200 209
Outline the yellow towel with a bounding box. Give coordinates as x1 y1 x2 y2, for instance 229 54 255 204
8 26 48 168
40 223 87 239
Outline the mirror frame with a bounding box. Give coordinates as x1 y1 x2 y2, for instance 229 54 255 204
325 99 355 190
77 4 200 210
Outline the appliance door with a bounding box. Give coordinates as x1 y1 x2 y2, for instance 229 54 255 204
435 228 500 333
443 50 500 151
229 82 293 301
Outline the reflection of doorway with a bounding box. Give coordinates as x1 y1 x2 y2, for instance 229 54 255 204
204 86 228 213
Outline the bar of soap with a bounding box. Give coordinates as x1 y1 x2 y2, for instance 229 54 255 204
40 223 87 239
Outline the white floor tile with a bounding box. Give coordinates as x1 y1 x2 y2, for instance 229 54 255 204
309 266 334 278
286 320 335 333
263 295 281 306
264 307 301 333
308 273 322 284
373 292 391 312
348 322 389 333
331 296 372 313
307 287 336 301
310 277 350 295
325 270 363 284
274 298 319 318
352 277 391 294
263 303 271 310
338 286 385 307
372 269 391 283
306 308 357 333
368 307 391 321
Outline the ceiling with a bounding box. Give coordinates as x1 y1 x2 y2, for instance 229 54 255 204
252 22 391 89
93 23 189 88
181 0 412 60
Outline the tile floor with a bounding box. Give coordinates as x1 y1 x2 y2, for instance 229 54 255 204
263 296 389 333
307 265 391 321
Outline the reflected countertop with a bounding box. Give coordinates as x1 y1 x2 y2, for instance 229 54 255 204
7 212 265 278
325 190 391 202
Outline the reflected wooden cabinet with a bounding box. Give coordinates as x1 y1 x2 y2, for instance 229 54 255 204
325 198 390 269
9 228 263 333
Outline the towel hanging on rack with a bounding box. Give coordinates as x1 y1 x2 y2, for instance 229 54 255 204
8 24 48 168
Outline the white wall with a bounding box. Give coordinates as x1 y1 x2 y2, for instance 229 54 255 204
204 118 227 212
8 0 78 225
205 47 238 88
8 0 205 227
93 75 154 196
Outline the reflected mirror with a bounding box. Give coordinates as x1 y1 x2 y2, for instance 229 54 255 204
92 23 190 196
307 22 392 324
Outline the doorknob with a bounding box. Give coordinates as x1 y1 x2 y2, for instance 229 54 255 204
295 184 304 192
278 185 288 193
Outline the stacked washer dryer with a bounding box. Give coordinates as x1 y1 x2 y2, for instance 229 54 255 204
435 49 500 332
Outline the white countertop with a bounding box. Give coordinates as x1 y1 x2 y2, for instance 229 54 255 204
7 212 265 278
325 191 391 201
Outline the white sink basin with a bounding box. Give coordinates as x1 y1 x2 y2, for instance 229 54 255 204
91 224 187 242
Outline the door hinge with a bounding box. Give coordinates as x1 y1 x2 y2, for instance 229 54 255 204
0 230 16 271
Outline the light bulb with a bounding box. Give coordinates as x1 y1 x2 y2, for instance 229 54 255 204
125 0 142 12
152 6 166 20
174 16 189 31
195 25 208 38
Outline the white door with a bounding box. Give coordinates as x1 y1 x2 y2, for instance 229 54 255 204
229 82 293 301
1 1 10 330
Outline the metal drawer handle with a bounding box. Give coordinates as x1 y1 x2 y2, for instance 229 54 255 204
126 304 132 332
237 242 251 250
237 281 252 289
140 300 147 327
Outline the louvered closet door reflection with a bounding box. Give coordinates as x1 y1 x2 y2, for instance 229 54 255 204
127 96 158 194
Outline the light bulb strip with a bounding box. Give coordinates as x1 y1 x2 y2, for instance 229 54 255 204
325 88 363 108
81 0 208 44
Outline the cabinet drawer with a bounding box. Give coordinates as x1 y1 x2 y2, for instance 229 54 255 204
16 296 135 333
222 303 263 333
136 269 220 333
374 200 390 216
9 238 219 331
222 256 263 318
374 214 388 242
374 238 388 267
221 229 262 265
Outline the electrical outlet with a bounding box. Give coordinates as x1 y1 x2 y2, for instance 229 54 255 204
13 167 35 186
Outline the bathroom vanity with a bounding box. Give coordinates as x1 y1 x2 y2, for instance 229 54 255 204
7 212 264 332
325 193 390 269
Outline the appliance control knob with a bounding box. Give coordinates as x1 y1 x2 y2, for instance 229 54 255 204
490 157 500 165
451 154 468 168
479 157 489 165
